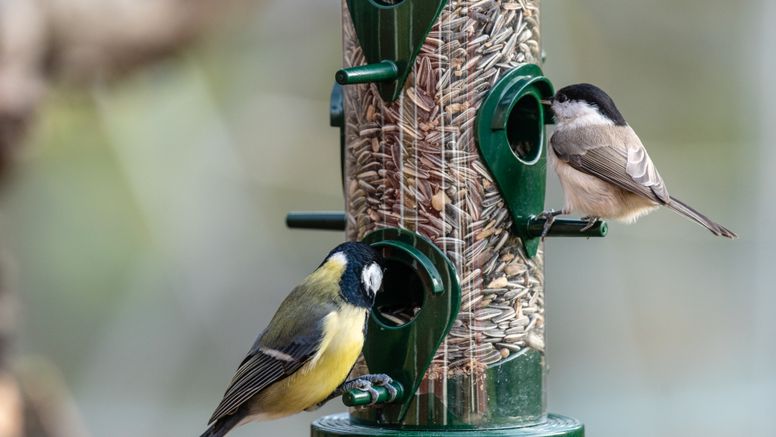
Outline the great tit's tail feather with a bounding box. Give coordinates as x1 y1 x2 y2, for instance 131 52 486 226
200 414 242 437
666 196 737 239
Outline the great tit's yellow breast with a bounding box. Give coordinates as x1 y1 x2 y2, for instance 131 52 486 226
247 303 367 420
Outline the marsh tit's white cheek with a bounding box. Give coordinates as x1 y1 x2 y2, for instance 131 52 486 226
361 262 383 297
552 101 614 130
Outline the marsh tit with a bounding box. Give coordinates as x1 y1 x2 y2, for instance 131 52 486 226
542 83 736 239
201 242 393 437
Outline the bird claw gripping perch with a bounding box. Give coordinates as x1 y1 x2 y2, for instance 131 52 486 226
343 379 380 405
363 374 399 403
579 216 601 232
341 374 403 407
536 209 568 240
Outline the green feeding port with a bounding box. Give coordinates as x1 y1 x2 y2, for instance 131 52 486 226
368 235 447 329
348 228 460 424
338 0 448 101
373 257 425 327
476 64 554 257
506 94 543 164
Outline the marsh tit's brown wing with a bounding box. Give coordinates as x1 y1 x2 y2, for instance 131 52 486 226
550 125 736 238
550 125 670 204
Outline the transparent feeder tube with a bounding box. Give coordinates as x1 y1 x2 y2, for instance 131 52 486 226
343 0 546 427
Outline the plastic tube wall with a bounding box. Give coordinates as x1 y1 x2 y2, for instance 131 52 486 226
343 0 546 427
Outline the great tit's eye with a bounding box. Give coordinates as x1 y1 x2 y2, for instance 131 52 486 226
555 93 568 103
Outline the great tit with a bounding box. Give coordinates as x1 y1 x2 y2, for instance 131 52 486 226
200 241 393 437
541 83 736 239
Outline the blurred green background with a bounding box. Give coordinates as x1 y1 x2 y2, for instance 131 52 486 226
4 0 775 436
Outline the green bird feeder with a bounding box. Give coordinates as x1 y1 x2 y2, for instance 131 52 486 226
287 1 608 436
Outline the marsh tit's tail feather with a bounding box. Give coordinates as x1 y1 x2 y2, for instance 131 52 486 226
666 196 737 239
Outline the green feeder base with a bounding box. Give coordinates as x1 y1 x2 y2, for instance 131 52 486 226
311 413 583 437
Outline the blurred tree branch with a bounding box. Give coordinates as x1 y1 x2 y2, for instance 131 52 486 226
0 0 251 434
1 0 246 178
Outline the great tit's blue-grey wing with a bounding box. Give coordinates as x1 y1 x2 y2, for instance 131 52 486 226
551 125 670 204
206 331 322 424
207 286 340 425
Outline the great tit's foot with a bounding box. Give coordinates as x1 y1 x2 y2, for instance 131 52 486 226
537 209 568 240
580 216 599 232
364 374 398 402
342 378 380 405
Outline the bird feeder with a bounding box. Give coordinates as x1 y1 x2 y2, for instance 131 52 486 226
288 1 606 435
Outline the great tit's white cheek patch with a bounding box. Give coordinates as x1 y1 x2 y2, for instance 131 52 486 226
361 262 383 296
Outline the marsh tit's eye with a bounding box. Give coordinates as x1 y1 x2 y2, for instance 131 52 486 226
361 262 383 297
555 93 568 103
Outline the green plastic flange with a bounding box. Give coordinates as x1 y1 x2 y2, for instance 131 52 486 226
340 0 448 102
359 228 461 423
312 413 584 437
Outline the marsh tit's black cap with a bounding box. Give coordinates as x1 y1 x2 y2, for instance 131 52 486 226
551 83 627 126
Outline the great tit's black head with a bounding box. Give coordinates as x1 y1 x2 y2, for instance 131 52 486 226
324 241 384 308
551 83 627 127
